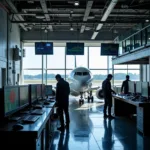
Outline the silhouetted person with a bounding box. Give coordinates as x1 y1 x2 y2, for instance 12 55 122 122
102 74 116 119
121 75 130 94
55 74 70 132
102 119 114 150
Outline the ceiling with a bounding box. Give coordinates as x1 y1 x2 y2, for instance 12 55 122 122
2 0 150 41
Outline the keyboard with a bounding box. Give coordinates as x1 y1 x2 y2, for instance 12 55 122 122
31 109 45 115
9 116 21 121
23 115 39 123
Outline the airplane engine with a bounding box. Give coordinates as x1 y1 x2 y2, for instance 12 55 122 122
96 88 104 99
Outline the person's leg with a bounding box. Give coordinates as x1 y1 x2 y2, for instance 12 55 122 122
103 99 108 117
64 104 70 128
58 107 65 129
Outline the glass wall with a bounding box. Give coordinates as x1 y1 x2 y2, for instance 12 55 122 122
23 46 140 88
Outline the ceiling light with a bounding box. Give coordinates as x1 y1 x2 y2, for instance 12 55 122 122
70 27 74 31
145 19 149 22
36 15 45 19
44 29 48 33
74 1 79 6
28 1 34 4
91 32 99 40
149 37 150 40
96 24 103 30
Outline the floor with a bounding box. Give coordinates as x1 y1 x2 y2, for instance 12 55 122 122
50 97 150 150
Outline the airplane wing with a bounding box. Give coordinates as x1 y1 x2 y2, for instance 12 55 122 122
88 86 100 91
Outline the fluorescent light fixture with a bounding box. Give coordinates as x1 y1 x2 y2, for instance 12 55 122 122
91 32 99 40
74 1 79 6
149 37 150 40
101 0 118 21
96 24 103 30
44 29 48 33
80 25 86 33
70 27 74 31
145 19 149 22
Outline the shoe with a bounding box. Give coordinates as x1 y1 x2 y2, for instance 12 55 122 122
108 115 115 119
103 114 108 118
57 126 65 132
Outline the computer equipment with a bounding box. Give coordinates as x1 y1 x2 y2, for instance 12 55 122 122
66 42 84 55
29 84 37 105
141 82 149 99
44 101 50 105
9 116 21 121
45 85 53 96
41 84 46 98
12 124 24 130
0 86 20 118
37 84 42 99
33 105 43 109
101 43 119 56
35 42 53 55
22 115 39 123
136 81 142 95
19 85 29 109
30 109 45 115
128 81 135 94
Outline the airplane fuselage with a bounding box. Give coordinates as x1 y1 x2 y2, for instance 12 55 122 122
68 67 93 96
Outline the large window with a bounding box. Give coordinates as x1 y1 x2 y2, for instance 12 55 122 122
23 47 42 68
22 45 140 88
47 47 65 69
89 47 107 69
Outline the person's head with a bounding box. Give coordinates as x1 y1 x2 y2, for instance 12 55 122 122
107 74 113 80
55 74 61 82
126 75 130 80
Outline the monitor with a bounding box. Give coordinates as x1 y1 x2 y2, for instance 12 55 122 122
19 85 29 109
101 43 119 56
29 84 37 104
3 86 20 117
136 81 142 94
141 82 149 98
41 84 45 98
128 81 135 94
45 85 53 96
37 84 42 99
66 43 84 55
35 42 53 55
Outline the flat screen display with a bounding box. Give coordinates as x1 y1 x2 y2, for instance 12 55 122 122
37 84 42 98
101 43 119 56
136 81 142 94
31 85 37 103
35 42 53 55
19 86 29 107
128 81 135 94
142 82 149 98
66 43 84 55
45 85 53 96
4 86 19 116
41 84 45 97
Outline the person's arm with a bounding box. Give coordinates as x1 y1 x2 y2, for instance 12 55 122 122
56 83 59 102
121 81 124 93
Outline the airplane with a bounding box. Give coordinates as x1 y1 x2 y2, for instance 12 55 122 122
67 66 102 104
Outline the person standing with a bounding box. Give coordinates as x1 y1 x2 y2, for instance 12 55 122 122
102 74 116 119
55 74 70 132
121 75 130 94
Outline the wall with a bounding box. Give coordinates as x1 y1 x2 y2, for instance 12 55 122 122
0 7 21 88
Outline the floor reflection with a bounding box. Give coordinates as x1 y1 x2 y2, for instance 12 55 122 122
102 119 115 150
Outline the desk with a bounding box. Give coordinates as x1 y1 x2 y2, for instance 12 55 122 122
113 95 150 136
0 102 55 150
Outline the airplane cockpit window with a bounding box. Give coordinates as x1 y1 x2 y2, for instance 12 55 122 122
83 72 89 75
75 72 82 75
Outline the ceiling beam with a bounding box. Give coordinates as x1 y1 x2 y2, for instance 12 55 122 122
11 20 145 24
40 0 53 31
5 0 28 31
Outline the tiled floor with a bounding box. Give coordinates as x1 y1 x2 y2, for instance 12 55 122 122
50 97 150 150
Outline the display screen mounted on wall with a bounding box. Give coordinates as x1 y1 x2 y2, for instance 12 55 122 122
35 42 53 55
66 43 84 55
101 43 119 56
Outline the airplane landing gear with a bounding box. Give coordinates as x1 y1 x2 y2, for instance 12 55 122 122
88 91 94 103
79 92 84 105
